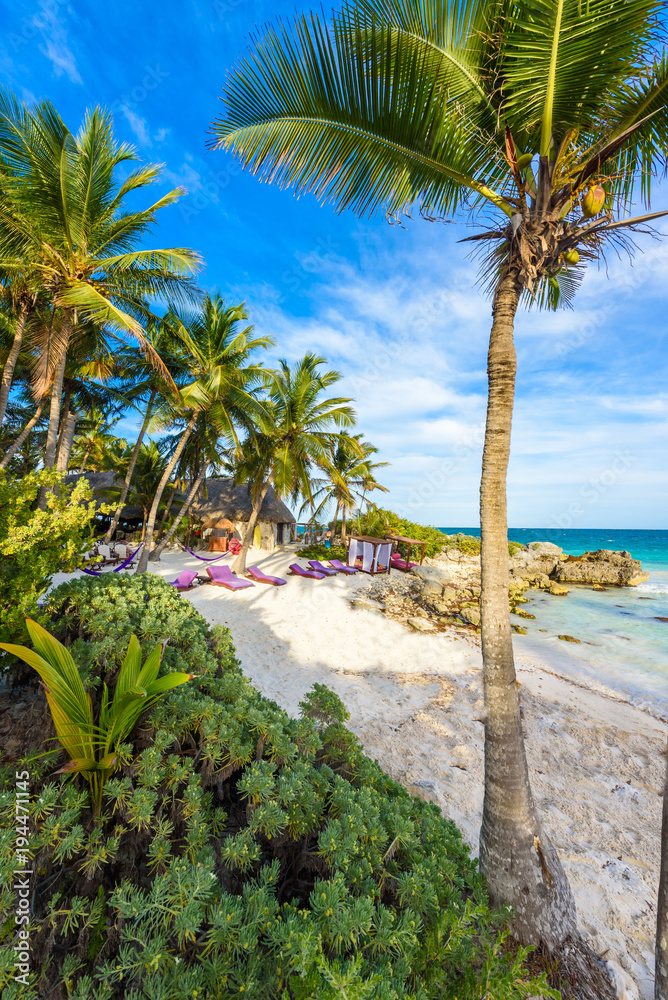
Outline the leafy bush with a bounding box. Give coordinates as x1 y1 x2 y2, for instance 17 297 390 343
300 542 348 560
0 470 99 648
0 575 556 1000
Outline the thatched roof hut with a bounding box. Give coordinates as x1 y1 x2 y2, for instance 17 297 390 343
63 471 144 522
191 479 295 525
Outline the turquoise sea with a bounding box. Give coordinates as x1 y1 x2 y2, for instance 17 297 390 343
439 528 668 719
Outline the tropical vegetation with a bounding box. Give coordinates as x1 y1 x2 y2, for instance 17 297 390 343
212 0 668 960
0 573 556 999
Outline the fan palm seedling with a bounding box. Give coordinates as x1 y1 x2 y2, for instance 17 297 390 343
212 0 668 959
0 618 194 816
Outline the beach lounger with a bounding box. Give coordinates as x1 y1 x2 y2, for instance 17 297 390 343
308 560 338 576
247 566 287 586
328 559 359 575
289 563 326 580
391 553 417 571
169 570 199 592
206 565 254 590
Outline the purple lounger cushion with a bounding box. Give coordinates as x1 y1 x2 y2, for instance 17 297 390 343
289 563 325 580
206 565 254 590
328 559 359 575
308 560 338 576
247 566 287 586
169 570 199 591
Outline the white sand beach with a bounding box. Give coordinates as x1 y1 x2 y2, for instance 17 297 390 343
65 545 665 999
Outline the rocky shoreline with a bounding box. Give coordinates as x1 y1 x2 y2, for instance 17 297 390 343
352 539 649 634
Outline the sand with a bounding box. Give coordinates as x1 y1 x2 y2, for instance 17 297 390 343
69 545 667 999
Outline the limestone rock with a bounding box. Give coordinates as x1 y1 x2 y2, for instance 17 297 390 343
351 597 385 612
411 564 456 586
558 634 581 643
510 542 563 580
549 582 569 596
460 607 480 626
553 550 649 587
408 617 434 631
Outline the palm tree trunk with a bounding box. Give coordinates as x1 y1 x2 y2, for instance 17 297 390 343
232 476 272 574
0 305 29 428
56 408 78 473
656 746 668 999
341 507 347 545
332 501 340 540
79 445 93 473
0 397 46 470
136 412 197 573
103 388 156 543
43 312 72 471
478 269 576 950
151 464 209 560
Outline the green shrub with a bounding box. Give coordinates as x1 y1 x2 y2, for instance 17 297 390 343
0 470 99 649
0 575 557 1000
300 543 348 561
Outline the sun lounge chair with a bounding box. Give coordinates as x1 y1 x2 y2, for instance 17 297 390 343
247 566 287 586
391 553 417 571
206 565 254 590
289 563 325 580
328 559 359 575
308 560 338 576
169 570 199 592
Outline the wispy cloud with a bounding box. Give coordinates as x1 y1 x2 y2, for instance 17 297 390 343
33 2 81 84
121 106 151 146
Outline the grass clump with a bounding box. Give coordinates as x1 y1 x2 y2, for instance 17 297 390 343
300 542 347 561
0 575 557 1000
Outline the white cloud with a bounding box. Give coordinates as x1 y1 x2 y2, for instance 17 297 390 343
243 231 668 528
121 106 151 147
33 4 81 85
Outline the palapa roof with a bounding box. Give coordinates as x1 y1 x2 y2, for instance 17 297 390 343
64 471 144 520
64 473 296 525
191 478 295 524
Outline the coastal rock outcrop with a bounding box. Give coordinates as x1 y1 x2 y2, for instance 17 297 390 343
553 550 649 587
510 541 563 581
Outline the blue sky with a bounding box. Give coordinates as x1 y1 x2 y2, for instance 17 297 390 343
2 0 667 528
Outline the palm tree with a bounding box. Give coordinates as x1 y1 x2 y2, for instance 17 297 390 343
212 0 668 956
101 441 171 540
69 406 124 473
0 90 201 478
150 414 233 559
307 433 388 544
102 317 190 543
231 354 355 574
136 295 272 573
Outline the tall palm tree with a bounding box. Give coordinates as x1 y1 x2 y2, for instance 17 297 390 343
102 317 190 543
212 0 668 956
69 406 124 473
0 90 201 477
306 433 388 544
136 295 272 573
101 441 171 540
231 353 355 574
151 414 233 559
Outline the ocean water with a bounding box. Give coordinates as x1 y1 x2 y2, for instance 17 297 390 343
439 528 668 718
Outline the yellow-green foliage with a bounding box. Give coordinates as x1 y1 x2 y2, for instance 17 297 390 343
1 620 193 814
0 575 557 1000
0 470 100 647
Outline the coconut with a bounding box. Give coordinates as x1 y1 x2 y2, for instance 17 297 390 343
582 184 605 218
563 249 580 264
516 152 533 170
